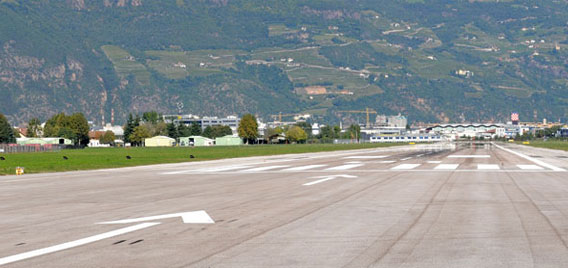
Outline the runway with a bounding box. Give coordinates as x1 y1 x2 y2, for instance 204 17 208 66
1 142 568 267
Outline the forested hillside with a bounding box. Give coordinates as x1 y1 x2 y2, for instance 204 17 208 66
1 0 568 125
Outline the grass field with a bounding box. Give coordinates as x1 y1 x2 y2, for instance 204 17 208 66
0 143 405 175
521 140 568 152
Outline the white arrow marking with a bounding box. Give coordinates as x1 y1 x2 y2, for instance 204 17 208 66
97 210 215 225
303 175 357 186
0 222 160 266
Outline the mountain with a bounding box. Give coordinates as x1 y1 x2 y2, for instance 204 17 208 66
1 0 568 125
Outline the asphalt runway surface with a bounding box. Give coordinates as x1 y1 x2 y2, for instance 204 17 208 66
1 142 568 267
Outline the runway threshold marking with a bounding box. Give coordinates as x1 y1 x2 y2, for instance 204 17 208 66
343 156 388 159
493 143 566 172
303 175 357 186
391 164 421 170
478 164 500 170
434 164 459 170
448 155 490 158
325 164 363 171
517 164 544 170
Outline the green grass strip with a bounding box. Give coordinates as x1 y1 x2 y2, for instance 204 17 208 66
0 143 406 175
519 140 568 152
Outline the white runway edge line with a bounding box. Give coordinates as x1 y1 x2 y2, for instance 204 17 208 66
0 222 160 266
391 164 421 170
493 143 566 172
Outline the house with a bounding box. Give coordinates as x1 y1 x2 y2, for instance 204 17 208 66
179 136 215 147
144 136 176 147
215 135 243 146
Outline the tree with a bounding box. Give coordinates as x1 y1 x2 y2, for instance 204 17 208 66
43 113 89 146
147 121 167 136
166 123 179 139
265 126 283 139
189 122 202 136
177 123 191 137
333 125 342 138
203 125 233 139
99 130 116 145
130 125 151 146
295 122 312 138
344 124 361 141
27 118 43 137
68 113 90 146
142 111 161 124
286 126 307 143
123 114 136 143
13 128 21 138
238 114 258 144
0 114 16 144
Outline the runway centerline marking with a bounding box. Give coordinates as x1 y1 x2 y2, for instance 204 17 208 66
448 155 490 158
478 164 500 170
400 157 413 161
391 164 421 170
325 164 363 171
434 164 459 170
377 160 396 164
427 161 442 164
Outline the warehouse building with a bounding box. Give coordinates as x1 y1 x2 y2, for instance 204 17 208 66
145 136 176 147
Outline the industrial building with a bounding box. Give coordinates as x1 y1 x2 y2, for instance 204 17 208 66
164 115 240 133
179 136 215 147
426 123 536 139
370 135 443 143
215 135 243 146
375 114 408 128
144 136 176 147
16 137 73 145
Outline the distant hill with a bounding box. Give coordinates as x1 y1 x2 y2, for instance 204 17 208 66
1 0 568 125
